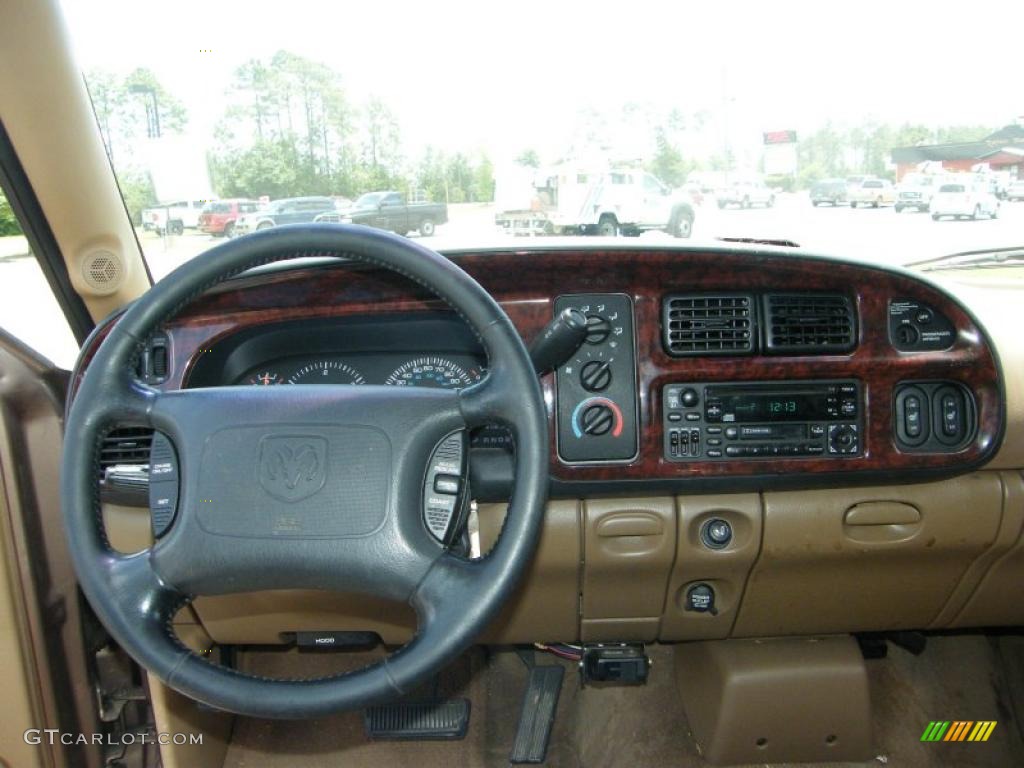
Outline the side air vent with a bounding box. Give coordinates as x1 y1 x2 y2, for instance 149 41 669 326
663 294 756 356
763 293 856 354
99 428 153 504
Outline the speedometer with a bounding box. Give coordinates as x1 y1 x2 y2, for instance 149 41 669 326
384 356 482 389
287 360 366 385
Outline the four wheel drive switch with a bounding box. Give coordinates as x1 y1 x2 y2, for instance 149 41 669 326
147 432 179 537
422 432 469 545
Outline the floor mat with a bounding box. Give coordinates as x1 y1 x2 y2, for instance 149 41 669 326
222 634 1024 767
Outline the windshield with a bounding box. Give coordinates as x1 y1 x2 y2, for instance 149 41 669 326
353 193 386 208
58 0 1023 280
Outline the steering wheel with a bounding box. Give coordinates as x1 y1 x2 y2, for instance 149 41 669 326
62 225 549 718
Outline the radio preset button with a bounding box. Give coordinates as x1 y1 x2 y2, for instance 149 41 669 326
724 427 739 439
685 413 700 421
707 449 722 458
668 412 682 422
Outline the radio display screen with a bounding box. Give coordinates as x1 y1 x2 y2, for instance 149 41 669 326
709 391 831 422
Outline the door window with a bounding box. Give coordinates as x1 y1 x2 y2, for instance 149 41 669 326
0 188 80 368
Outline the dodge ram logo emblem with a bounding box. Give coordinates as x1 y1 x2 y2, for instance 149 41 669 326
258 436 327 502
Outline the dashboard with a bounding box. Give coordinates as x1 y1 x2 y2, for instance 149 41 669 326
80 244 1024 647
110 245 1001 500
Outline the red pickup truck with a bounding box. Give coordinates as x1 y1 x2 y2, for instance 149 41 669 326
198 199 259 237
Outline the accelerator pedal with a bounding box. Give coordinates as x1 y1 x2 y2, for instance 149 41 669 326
364 698 470 741
510 664 564 764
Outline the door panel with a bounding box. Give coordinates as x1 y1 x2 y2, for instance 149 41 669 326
0 330 100 768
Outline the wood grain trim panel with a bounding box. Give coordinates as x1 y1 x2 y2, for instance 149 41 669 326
79 247 1004 483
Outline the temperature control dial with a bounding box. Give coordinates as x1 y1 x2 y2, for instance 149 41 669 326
571 397 624 438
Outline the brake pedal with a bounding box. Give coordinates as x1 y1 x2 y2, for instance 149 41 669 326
364 698 470 741
510 664 564 764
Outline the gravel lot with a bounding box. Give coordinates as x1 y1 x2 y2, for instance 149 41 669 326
3 194 1023 369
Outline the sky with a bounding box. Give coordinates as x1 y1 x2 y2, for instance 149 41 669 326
59 0 1024 167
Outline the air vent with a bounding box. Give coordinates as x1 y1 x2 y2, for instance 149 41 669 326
99 427 153 473
663 294 756 356
763 293 856 354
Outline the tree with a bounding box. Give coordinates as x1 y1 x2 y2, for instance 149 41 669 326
648 128 692 187
515 149 540 168
0 190 22 236
123 68 188 135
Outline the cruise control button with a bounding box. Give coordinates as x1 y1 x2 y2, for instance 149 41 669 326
433 474 461 495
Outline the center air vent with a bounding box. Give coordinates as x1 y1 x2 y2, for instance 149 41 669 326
663 294 755 356
763 294 856 354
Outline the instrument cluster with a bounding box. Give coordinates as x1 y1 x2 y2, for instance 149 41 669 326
237 353 485 390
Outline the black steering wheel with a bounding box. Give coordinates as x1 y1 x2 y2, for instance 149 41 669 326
62 225 549 718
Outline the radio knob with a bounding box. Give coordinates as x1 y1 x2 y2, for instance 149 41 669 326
580 360 612 391
681 388 699 407
581 404 614 436
584 315 612 345
830 425 857 453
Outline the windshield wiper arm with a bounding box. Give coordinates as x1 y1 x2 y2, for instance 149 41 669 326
908 246 1024 272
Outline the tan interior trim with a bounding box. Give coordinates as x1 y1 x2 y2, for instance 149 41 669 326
0 476 49 768
0 0 149 320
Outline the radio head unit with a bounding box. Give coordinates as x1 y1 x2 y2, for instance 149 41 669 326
663 380 862 461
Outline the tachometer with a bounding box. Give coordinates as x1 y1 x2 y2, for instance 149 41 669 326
287 360 366 385
385 356 482 389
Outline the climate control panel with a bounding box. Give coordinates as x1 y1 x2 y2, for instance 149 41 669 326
555 294 638 463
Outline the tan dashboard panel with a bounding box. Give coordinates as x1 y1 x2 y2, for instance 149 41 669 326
660 494 762 641
479 499 580 643
581 497 675 642
193 500 581 646
194 590 416 646
733 473 1003 637
950 471 1024 628
941 279 1024 471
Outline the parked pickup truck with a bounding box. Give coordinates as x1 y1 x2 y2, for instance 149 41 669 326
338 191 448 236
141 199 209 235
